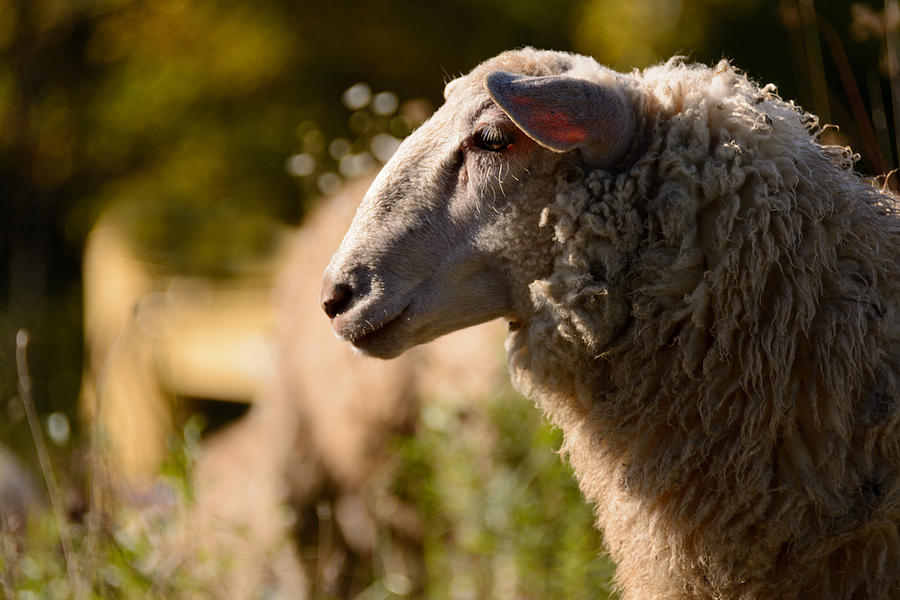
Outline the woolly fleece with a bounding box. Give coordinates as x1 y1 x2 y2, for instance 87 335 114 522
502 55 900 599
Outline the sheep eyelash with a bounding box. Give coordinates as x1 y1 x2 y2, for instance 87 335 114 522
471 124 515 153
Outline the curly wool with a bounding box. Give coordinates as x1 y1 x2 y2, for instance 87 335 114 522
508 59 900 599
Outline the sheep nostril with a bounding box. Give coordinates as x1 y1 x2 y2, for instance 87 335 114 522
322 282 353 318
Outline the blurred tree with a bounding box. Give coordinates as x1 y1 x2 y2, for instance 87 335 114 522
573 0 894 176
0 0 584 458
0 0 895 464
1 0 105 453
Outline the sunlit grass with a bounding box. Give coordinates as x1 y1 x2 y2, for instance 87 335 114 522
4 386 619 599
389 394 618 600
1 417 215 600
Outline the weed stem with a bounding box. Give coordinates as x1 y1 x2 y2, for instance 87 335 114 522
16 329 84 598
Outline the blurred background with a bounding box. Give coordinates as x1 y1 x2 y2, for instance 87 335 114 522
0 0 897 598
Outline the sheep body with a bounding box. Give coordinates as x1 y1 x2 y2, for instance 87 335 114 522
323 49 900 599
510 57 900 600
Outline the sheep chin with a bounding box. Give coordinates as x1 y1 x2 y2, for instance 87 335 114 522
347 310 417 360
329 302 410 357
334 300 440 359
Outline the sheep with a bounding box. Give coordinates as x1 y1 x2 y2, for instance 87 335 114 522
79 174 509 597
163 176 508 599
269 175 509 595
320 48 900 599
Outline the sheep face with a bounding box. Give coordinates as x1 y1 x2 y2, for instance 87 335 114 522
322 49 633 358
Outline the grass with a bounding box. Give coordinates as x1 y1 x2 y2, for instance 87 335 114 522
3 330 215 599
2 407 215 599
390 394 619 599
3 330 617 599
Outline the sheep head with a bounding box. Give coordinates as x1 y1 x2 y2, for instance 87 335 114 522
321 49 634 358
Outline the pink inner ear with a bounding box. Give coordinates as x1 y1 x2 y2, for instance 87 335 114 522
531 112 588 146
487 69 632 161
508 95 587 148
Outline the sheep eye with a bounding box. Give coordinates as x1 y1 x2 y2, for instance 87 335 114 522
473 127 513 152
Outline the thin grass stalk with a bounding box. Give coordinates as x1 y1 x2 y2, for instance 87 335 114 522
1 521 16 600
817 15 887 174
15 329 84 599
867 70 895 169
798 0 831 124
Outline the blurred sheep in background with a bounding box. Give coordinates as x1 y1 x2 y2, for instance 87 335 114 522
77 176 508 597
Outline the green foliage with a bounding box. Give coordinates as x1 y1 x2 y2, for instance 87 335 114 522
391 395 618 599
157 413 206 505
4 392 618 599
0 0 585 442
1 417 213 600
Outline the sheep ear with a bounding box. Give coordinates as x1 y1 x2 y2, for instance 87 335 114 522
485 70 632 165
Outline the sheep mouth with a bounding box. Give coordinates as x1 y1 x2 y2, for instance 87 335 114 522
339 305 412 358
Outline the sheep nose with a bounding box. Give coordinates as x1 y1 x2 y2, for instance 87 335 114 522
321 275 354 319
